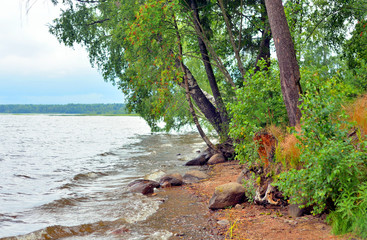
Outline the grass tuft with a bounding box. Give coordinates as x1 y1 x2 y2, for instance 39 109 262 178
347 94 367 136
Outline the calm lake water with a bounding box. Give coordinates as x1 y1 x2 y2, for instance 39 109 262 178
0 115 210 239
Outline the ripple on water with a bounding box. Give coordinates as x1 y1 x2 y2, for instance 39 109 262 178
72 172 107 181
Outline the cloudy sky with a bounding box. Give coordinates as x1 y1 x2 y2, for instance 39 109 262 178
0 0 124 104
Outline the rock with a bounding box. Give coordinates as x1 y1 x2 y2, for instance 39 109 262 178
207 153 226 165
207 154 225 165
217 219 230 226
287 196 308 217
185 149 212 166
159 173 183 187
288 203 305 218
185 155 207 166
208 182 246 209
183 170 209 183
234 204 243 209
128 179 160 195
144 170 166 181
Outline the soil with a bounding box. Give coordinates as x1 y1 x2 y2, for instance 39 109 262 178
182 161 355 240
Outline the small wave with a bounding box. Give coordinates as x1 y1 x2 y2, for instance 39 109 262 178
0 213 24 224
160 143 173 148
11 221 111 240
72 172 106 181
97 152 117 157
57 183 77 190
39 197 88 210
13 174 35 179
123 197 161 223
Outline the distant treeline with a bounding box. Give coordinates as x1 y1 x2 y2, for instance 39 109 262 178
0 104 128 114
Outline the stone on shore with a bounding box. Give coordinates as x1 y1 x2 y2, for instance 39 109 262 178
144 170 166 181
128 179 160 195
159 173 184 187
183 170 209 183
208 182 246 209
207 153 226 165
185 149 212 166
288 204 305 218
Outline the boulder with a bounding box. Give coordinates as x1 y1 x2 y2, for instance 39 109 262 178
144 170 166 181
185 149 212 166
183 170 209 183
207 153 226 165
208 182 246 209
287 196 310 217
288 204 305 218
159 173 183 187
128 179 160 195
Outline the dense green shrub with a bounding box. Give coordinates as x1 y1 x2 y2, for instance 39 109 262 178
227 61 287 165
328 183 367 238
273 70 367 238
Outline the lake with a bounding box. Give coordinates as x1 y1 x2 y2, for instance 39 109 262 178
0 115 213 239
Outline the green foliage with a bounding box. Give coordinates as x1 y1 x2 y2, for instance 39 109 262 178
241 171 257 203
228 60 287 165
273 69 367 238
343 19 367 75
327 183 367 238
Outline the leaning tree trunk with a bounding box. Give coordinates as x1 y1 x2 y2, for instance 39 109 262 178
264 0 302 127
189 0 230 137
174 15 217 151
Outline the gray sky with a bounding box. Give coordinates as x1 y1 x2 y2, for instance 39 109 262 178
0 0 124 104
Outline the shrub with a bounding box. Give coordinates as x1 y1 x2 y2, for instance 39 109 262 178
327 182 367 238
228 60 287 166
273 70 367 238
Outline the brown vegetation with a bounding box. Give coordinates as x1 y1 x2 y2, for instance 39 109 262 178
347 94 367 136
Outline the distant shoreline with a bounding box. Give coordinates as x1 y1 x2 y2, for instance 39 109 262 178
0 113 139 116
0 103 132 115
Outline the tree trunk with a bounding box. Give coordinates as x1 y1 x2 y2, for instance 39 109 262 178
189 0 230 137
255 0 271 72
174 59 224 136
264 0 302 127
174 15 217 151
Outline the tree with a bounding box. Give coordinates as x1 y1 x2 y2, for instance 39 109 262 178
265 0 302 127
46 0 275 149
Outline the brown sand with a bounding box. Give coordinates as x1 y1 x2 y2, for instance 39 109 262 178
183 161 353 240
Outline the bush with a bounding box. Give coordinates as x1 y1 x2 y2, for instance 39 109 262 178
228 60 287 166
273 70 367 238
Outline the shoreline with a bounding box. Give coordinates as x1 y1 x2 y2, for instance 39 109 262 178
177 161 352 240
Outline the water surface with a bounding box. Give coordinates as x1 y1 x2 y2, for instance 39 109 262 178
0 115 210 239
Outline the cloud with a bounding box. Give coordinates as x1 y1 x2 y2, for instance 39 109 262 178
0 0 123 104
0 1 95 78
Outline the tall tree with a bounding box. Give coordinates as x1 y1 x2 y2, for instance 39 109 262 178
265 0 302 126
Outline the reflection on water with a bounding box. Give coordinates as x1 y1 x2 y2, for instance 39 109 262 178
0 115 212 239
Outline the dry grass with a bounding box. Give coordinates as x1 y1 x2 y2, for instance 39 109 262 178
265 124 303 170
346 94 367 136
276 133 302 169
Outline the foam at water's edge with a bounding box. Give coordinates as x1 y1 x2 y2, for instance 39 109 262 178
123 196 162 223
